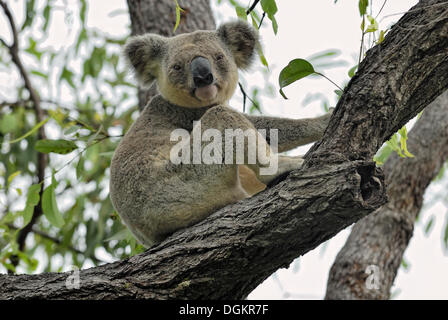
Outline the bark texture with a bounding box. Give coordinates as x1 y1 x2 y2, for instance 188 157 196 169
0 0 447 299
126 0 216 110
325 90 448 300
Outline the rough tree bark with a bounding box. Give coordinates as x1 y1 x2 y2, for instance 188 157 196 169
126 0 216 110
325 90 448 300
0 0 447 299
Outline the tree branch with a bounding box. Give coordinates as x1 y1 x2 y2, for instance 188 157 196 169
0 0 447 299
246 0 260 15
6 224 108 265
325 90 448 300
0 0 48 254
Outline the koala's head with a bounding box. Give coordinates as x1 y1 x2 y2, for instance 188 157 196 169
124 21 259 108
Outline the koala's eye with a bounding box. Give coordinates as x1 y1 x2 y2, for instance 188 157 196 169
172 64 182 71
215 54 224 61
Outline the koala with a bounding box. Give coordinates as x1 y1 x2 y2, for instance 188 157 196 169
110 21 333 247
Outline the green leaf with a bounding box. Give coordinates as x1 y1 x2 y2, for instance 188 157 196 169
22 183 42 226
31 70 48 80
0 113 18 134
42 1 52 32
348 65 358 78
9 117 50 144
385 133 405 158
424 216 434 235
7 171 21 188
307 49 340 62
61 67 76 88
334 89 343 98
76 156 84 180
80 0 87 26
278 59 315 99
75 28 88 54
377 30 386 44
105 228 129 242
257 44 269 68
64 125 81 136
443 216 448 249
42 181 64 228
35 139 78 154
24 38 43 61
235 6 247 21
261 0 278 34
373 144 393 166
398 126 414 157
173 0 185 33
359 0 368 16
269 13 278 34
21 0 36 30
401 258 410 270
261 0 278 16
365 15 378 33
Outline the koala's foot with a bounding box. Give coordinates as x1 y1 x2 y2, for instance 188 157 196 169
257 155 304 186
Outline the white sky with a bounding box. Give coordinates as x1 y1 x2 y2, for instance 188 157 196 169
1 0 447 299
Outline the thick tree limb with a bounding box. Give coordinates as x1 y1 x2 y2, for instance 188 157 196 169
325 90 448 300
0 0 447 299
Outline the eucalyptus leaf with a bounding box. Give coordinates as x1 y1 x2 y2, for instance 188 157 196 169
278 59 315 99
42 183 64 228
22 184 42 226
9 118 50 144
35 139 78 154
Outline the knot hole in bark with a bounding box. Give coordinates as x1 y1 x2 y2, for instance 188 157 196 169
357 163 386 205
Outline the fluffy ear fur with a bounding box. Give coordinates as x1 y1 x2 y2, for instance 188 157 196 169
124 34 167 88
217 20 259 69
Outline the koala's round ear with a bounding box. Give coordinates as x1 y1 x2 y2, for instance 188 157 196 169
217 20 259 70
124 34 167 88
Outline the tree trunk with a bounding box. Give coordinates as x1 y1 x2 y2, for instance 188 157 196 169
126 0 216 110
325 90 448 300
0 0 447 299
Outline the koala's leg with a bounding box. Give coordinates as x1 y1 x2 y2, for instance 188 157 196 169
244 109 333 153
186 105 302 185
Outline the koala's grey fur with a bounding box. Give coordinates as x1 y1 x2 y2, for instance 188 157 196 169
110 21 333 247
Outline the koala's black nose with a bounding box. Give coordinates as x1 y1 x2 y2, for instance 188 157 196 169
191 56 214 88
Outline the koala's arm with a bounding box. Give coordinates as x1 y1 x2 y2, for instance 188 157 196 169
244 110 333 153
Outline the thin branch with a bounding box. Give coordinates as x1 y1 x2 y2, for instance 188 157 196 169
0 0 48 255
246 0 260 15
6 224 108 265
315 72 343 91
375 0 388 20
258 12 266 29
0 99 34 110
238 81 261 113
358 17 366 66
